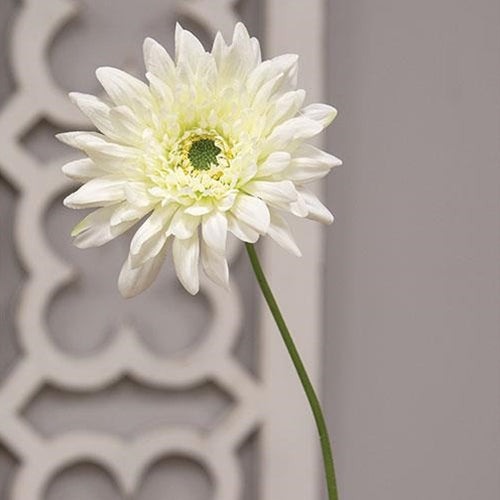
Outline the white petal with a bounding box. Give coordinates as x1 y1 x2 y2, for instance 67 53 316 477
211 31 228 65
252 73 286 109
284 144 341 184
108 106 144 144
184 200 213 216
124 183 154 208
118 243 168 298
227 214 259 243
62 158 105 181
110 202 151 226
168 210 200 239
267 210 302 256
129 205 177 257
301 103 338 127
244 180 298 204
95 66 152 117
202 211 227 254
56 132 138 161
217 22 256 81
143 37 176 83
285 158 332 183
250 37 262 66
298 189 334 224
69 92 115 138
247 54 298 98
63 177 125 209
71 204 137 249
218 191 237 212
265 117 323 150
173 232 200 295
257 152 291 177
130 231 168 269
231 194 270 233
201 242 229 288
175 23 206 66
146 72 174 107
290 194 309 217
266 89 306 131
293 144 342 168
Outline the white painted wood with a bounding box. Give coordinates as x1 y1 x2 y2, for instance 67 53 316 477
261 1 326 500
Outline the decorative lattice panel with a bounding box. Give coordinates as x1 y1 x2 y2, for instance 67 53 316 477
0 0 326 499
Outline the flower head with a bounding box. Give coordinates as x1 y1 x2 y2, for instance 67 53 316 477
59 23 341 297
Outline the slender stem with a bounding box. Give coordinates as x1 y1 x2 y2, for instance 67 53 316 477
245 243 339 500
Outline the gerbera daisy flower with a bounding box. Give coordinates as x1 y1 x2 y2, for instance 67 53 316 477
58 22 341 297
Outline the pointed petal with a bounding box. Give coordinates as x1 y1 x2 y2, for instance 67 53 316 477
62 158 105 181
130 231 168 269
173 232 200 295
95 66 152 117
129 205 176 256
202 211 228 254
118 243 168 298
108 106 144 144
211 30 228 65
201 241 229 288
244 180 298 204
143 37 176 83
265 117 323 151
184 199 213 216
257 151 291 177
69 92 115 138
301 103 338 127
298 189 334 224
63 177 125 209
266 89 306 131
293 143 343 168
217 22 256 81
71 204 137 249
267 210 302 256
175 23 206 66
247 54 299 98
168 210 200 239
227 213 259 243
56 131 138 161
231 194 270 233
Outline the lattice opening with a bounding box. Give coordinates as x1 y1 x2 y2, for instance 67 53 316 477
0 176 23 381
0 445 18 500
49 0 179 95
231 245 260 378
45 457 213 500
138 456 213 500
238 428 260 500
45 462 121 500
19 118 71 164
23 378 235 438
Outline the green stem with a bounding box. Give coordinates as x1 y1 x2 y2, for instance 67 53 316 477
245 243 339 500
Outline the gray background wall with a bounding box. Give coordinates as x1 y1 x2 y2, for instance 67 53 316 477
326 1 500 499
0 1 499 499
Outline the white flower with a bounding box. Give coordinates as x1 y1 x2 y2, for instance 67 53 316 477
58 23 341 297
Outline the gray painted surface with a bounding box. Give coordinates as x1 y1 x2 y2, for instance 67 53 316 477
326 1 500 499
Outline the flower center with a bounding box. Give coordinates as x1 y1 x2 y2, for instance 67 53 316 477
188 138 221 171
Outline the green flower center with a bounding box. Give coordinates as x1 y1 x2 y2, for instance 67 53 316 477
188 138 221 171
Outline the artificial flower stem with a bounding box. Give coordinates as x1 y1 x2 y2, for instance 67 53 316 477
245 243 339 500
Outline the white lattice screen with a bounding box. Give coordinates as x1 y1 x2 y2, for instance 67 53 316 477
0 1 327 499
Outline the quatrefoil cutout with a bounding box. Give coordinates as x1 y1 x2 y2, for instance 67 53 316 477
46 192 212 359
45 458 213 500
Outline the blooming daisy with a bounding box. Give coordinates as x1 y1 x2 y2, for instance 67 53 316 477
59 22 341 297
